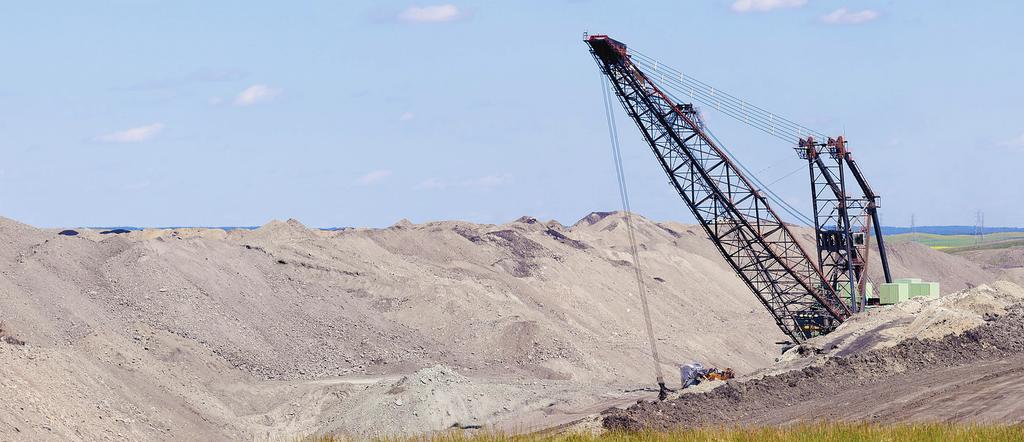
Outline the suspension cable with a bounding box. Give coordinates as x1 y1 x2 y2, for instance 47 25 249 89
630 51 824 138
765 163 810 188
629 52 829 143
703 127 816 226
625 52 817 226
601 74 667 396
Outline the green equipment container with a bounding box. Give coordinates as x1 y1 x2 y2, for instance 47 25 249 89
894 278 922 285
879 283 909 305
835 282 874 305
909 281 940 298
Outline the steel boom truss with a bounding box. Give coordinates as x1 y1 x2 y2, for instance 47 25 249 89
587 35 851 342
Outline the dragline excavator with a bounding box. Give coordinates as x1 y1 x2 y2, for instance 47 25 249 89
586 34 892 344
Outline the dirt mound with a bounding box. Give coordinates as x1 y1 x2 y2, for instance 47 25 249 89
959 246 1024 270
0 212 783 439
604 286 1024 431
572 211 618 228
0 217 49 259
772 281 1024 364
0 213 1002 439
245 218 320 241
957 246 1024 288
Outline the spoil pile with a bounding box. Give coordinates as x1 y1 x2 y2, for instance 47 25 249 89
775 281 1024 367
0 213 1005 439
958 245 1024 287
604 282 1024 430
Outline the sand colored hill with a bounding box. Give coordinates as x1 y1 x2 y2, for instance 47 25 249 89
0 213 1000 439
955 245 1024 286
867 241 994 292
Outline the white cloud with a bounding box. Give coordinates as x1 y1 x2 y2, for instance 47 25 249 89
234 84 281 106
94 123 164 143
398 4 461 22
356 169 393 186
465 174 510 189
731 0 806 13
821 8 880 25
400 112 415 122
415 174 511 191
1000 133 1024 151
415 177 448 190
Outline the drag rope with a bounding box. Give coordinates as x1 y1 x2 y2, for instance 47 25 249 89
600 75 667 395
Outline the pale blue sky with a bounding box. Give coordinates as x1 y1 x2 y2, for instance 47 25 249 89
2 1 1022 228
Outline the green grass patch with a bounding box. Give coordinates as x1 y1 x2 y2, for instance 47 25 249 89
887 231 1024 252
304 422 1024 442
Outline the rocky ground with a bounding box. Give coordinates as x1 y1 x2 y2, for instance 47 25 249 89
0 212 1004 439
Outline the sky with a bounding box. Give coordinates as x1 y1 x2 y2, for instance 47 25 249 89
1 0 1022 228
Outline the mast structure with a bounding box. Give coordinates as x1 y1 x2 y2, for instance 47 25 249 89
800 136 894 313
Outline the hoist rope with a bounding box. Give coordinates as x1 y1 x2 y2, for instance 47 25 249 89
600 74 667 393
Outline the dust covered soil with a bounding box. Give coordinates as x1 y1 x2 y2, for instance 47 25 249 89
0 212 1003 439
604 302 1024 431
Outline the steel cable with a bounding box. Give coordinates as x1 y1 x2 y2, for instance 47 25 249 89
630 57 826 144
600 73 667 390
630 51 828 142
